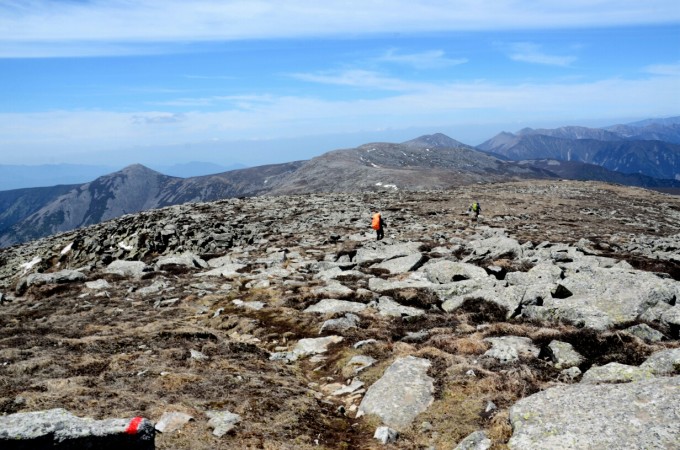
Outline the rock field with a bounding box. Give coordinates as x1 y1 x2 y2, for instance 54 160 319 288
0 179 679 449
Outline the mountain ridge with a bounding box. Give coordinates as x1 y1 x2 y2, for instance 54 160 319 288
2 116 679 247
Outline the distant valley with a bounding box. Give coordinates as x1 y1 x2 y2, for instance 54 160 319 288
1 116 679 247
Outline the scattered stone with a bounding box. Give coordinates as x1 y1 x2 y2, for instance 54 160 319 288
18 269 86 294
559 366 582 381
312 281 354 298
196 263 246 278
85 279 111 290
206 410 241 437
303 299 367 314
483 336 539 364
624 323 666 343
155 411 194 433
422 260 488 284
358 356 434 430
332 379 365 396
467 235 524 261
373 426 399 445
206 255 235 268
372 253 425 274
660 305 680 335
270 336 344 363
402 330 429 343
190 281 217 291
375 296 425 318
523 267 680 330
189 349 209 361
547 340 584 369
354 242 422 266
581 362 655 384
136 280 168 296
353 339 377 349
508 377 680 449
368 275 434 294
156 252 207 270
639 348 680 375
153 298 180 308
320 313 361 334
454 430 492 450
345 355 376 374
232 299 266 310
104 260 149 279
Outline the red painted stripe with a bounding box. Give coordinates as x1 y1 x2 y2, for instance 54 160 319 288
125 416 144 435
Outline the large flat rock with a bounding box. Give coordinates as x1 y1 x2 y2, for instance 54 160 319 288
508 376 680 449
0 408 154 450
358 356 434 430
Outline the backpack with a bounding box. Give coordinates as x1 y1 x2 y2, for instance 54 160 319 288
472 202 480 213
371 213 382 230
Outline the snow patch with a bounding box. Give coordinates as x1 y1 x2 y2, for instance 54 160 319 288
60 242 73 255
375 182 398 191
20 257 41 274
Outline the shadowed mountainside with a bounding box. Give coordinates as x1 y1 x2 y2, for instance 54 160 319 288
0 162 303 247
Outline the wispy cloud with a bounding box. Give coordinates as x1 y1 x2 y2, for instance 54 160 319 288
505 42 577 67
290 70 430 91
132 113 186 125
1 1 679 57
377 49 468 69
644 61 680 76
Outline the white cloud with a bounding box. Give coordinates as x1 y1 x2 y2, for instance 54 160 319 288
1 73 678 162
1 1 679 57
505 42 577 67
644 61 680 76
289 70 430 91
377 49 468 69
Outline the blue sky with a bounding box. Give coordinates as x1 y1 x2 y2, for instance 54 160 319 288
1 1 679 167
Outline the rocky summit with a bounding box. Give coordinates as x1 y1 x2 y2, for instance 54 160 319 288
0 179 679 449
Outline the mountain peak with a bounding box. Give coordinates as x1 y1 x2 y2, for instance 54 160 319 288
401 133 469 149
119 163 158 175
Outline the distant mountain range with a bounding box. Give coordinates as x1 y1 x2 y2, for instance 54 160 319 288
0 162 245 191
1 116 679 247
478 117 680 180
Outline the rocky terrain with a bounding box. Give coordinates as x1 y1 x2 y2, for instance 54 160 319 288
0 136 554 247
1 179 679 449
0 162 303 247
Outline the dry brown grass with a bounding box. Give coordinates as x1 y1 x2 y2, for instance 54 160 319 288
429 334 490 355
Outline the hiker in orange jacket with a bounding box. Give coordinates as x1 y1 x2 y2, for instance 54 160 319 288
372 212 386 240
